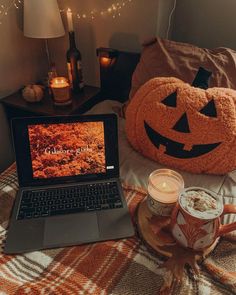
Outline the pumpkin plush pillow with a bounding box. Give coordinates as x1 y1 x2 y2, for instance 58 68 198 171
125 68 236 175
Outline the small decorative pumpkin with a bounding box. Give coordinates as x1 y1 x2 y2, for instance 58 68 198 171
22 84 44 102
126 68 236 175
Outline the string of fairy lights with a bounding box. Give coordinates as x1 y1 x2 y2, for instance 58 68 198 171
75 0 133 20
0 0 21 24
0 0 133 24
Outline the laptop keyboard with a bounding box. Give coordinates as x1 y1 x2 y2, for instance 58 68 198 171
17 182 123 220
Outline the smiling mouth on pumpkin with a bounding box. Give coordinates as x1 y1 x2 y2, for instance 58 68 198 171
144 121 221 159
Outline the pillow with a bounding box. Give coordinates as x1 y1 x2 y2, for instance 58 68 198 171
130 37 236 99
125 68 236 175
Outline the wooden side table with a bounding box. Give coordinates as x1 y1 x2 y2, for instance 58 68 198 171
1 85 100 120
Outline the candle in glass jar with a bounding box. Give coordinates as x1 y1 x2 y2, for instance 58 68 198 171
147 169 184 216
149 175 182 203
51 77 71 105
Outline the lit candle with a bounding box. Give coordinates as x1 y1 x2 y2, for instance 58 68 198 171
147 169 184 216
156 181 172 193
51 77 71 105
67 8 74 32
51 77 69 88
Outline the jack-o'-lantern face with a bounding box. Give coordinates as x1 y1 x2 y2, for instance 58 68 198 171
125 76 236 175
144 91 221 159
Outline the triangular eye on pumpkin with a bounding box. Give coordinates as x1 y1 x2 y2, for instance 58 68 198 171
161 91 177 107
199 99 217 118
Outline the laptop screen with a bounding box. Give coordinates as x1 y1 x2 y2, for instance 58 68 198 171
12 114 119 187
28 121 106 179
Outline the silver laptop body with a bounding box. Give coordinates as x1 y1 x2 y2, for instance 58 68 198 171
5 113 134 254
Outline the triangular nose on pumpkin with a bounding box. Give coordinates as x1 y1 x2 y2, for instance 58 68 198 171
172 113 190 133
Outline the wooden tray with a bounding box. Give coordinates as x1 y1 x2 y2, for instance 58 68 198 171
135 199 218 293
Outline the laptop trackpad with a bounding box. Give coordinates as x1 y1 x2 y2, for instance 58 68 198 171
44 213 99 247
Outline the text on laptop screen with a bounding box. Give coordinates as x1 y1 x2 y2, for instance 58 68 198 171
28 122 106 179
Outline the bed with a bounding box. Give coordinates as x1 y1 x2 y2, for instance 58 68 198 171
0 37 236 294
95 38 236 197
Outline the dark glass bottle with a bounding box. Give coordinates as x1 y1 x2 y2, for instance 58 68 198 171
66 31 84 93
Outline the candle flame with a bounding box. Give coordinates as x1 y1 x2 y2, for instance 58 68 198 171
51 77 69 87
162 182 167 188
55 78 64 84
67 8 72 13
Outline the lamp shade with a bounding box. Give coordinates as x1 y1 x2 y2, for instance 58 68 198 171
24 0 65 39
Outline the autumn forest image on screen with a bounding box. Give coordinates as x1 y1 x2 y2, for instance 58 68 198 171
28 122 106 178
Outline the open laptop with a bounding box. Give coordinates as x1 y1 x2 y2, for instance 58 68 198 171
4 113 134 254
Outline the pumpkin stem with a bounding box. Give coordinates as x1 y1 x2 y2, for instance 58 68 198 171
191 67 212 89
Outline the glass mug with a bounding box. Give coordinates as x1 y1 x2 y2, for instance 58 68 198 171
146 169 184 216
171 187 236 250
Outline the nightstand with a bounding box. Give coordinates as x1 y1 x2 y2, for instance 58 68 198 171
1 85 100 120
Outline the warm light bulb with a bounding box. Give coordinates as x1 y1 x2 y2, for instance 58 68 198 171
100 57 112 67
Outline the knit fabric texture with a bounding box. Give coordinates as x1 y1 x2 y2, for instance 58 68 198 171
126 77 236 175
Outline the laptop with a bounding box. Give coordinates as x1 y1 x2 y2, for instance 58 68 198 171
4 113 134 254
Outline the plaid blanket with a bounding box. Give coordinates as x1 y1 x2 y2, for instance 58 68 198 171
0 164 236 295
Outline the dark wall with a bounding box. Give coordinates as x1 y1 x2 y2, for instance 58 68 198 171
172 0 236 50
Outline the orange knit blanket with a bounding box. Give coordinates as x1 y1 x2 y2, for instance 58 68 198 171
0 164 236 294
